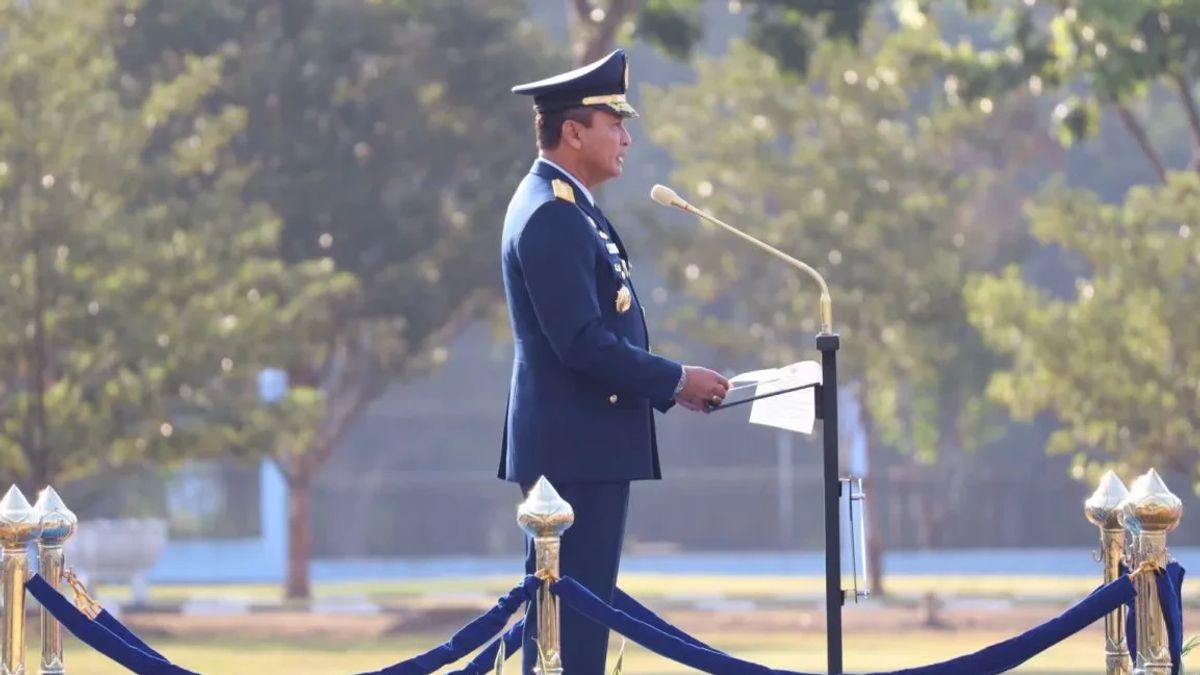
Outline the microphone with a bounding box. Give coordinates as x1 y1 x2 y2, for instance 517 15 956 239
649 184 686 209
650 184 834 334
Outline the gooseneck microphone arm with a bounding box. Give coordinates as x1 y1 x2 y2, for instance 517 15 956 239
649 184 833 334
651 182 847 675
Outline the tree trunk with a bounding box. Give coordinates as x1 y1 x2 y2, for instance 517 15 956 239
277 351 375 601
1169 72 1200 171
565 0 637 66
26 163 52 492
1115 103 1167 184
285 469 314 600
864 455 885 595
935 379 965 548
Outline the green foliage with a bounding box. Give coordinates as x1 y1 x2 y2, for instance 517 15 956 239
118 0 556 598
904 0 1200 147
0 0 349 487
536 639 552 675
611 638 626 675
493 628 507 675
572 0 873 74
637 0 705 60
124 0 549 334
643 25 1027 461
114 0 555 467
743 0 874 74
1051 96 1101 147
966 172 1200 482
931 0 1200 486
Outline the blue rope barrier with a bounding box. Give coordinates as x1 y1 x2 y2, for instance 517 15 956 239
878 575 1134 675
448 617 526 675
94 609 168 662
353 574 540 675
21 563 1184 675
612 587 724 654
1170 563 1186 671
554 576 801 675
446 588 725 675
552 573 1138 675
26 574 198 675
1121 562 1137 661
1155 563 1185 675
1122 561 1185 670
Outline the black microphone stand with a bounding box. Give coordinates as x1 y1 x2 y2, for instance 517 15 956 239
817 332 843 674
707 334 843 674
653 185 846 674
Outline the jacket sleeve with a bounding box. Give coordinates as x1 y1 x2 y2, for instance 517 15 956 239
516 200 682 402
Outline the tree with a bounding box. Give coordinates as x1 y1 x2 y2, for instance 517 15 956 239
570 0 1200 168
0 0 348 493
564 0 872 70
121 0 556 598
906 0 1200 179
946 1 1200 486
966 174 1200 486
641 22 1032 590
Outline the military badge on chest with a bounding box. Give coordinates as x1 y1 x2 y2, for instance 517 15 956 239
582 210 634 315
615 284 632 314
614 259 632 314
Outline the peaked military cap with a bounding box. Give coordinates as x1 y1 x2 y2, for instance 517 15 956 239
511 48 638 118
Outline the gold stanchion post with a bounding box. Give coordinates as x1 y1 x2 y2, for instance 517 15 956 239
0 486 39 675
517 477 574 675
1085 470 1132 675
34 488 76 675
1120 469 1182 675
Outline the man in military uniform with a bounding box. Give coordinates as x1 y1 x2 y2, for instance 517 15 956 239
500 48 730 674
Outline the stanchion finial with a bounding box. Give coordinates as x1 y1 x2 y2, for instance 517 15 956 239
517 476 575 539
0 486 38 675
1086 470 1129 530
0 487 36 539
1120 469 1183 675
1085 470 1132 675
35 487 77 675
1121 469 1182 534
34 488 75 543
516 477 573 675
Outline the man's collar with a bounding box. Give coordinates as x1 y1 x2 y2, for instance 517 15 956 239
535 156 595 206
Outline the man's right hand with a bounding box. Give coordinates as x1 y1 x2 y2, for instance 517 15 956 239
675 365 730 412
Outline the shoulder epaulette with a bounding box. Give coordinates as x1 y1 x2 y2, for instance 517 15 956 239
551 179 576 204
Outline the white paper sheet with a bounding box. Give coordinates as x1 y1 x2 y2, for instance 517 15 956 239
729 361 822 434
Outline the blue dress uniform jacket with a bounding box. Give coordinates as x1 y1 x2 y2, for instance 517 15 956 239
499 159 682 485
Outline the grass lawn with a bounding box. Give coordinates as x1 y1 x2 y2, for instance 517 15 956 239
54 628 1116 674
95 572 1198 605
61 573 1190 673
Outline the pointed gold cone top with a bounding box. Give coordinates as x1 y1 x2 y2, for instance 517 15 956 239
517 476 575 538
0 485 39 545
1085 470 1129 529
1121 468 1182 533
35 486 77 542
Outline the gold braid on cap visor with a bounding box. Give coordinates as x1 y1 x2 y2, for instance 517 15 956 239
580 93 638 117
